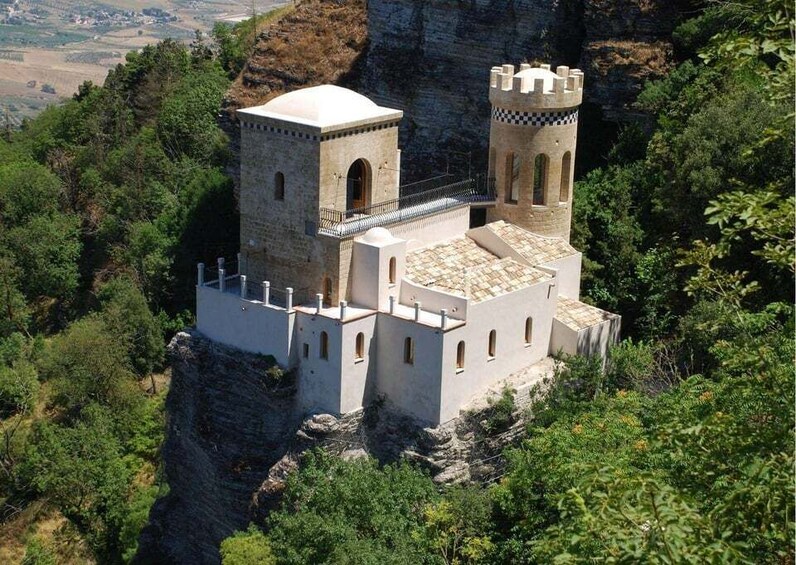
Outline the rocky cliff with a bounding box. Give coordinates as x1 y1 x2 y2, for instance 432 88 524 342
362 0 680 176
137 331 539 563
225 0 683 181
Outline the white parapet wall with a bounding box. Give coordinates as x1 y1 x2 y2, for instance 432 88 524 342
196 284 296 367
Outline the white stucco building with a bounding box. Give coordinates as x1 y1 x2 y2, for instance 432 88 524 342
196 63 620 426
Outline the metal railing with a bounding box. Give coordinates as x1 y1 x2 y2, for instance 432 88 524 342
318 175 496 237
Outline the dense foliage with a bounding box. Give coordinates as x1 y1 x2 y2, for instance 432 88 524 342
0 37 237 562
222 1 794 563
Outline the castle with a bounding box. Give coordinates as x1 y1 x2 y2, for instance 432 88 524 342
195 63 620 425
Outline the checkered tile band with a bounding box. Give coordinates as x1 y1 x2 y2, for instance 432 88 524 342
491 106 578 127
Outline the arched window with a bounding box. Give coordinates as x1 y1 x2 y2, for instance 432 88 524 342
560 151 571 202
488 330 497 358
388 257 397 284
274 172 285 201
319 331 329 360
504 152 520 203
533 154 548 205
456 341 466 371
323 277 332 306
355 332 365 360
346 159 370 211
404 337 415 365
525 317 533 344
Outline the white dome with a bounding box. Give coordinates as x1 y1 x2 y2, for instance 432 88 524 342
514 67 559 93
361 227 395 245
251 85 399 128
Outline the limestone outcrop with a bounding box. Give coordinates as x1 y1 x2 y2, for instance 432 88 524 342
137 331 534 563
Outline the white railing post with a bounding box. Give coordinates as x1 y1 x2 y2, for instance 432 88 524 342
217 257 225 271
240 275 247 299
414 301 422 322
197 263 205 286
218 268 226 293
286 287 293 312
262 281 270 305
340 300 347 320
440 308 448 330
315 293 323 314
389 295 396 314
237 252 243 275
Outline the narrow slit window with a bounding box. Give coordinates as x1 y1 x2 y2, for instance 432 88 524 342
404 337 415 365
456 341 466 371
533 154 548 205
511 153 521 203
388 257 397 284
488 330 497 358
302 343 309 358
323 277 332 306
560 151 571 202
274 172 285 201
320 331 329 360
355 332 365 360
525 317 533 344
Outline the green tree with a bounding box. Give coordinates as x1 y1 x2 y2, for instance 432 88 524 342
266 450 439 564
0 255 30 338
4 213 82 301
220 525 277 565
41 315 140 417
0 162 63 225
21 405 132 559
97 275 164 377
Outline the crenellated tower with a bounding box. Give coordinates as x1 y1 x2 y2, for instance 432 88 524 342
486 63 584 241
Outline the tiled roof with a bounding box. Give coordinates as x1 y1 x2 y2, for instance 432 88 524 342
555 297 619 331
405 237 550 302
486 220 577 266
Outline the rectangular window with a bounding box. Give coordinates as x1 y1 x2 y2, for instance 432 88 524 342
302 343 309 358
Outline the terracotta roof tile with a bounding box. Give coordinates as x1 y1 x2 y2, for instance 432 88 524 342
406 237 550 302
486 220 577 266
556 297 619 330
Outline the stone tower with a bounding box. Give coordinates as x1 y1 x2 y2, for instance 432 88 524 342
237 85 403 304
486 63 584 241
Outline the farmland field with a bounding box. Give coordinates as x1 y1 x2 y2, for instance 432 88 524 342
0 0 288 125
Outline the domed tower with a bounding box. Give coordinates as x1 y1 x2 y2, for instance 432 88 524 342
486 63 584 241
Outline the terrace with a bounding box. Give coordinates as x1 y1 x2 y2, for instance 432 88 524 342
317 174 496 238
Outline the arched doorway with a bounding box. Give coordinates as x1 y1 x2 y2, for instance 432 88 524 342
346 159 370 211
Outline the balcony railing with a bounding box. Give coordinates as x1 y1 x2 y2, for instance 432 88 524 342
318 175 496 238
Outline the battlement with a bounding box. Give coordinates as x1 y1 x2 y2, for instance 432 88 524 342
489 63 584 111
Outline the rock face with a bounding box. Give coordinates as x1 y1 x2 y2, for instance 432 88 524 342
361 0 680 176
137 331 535 564
135 332 301 563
